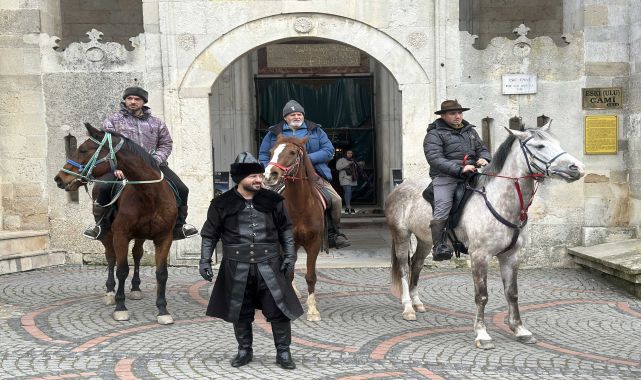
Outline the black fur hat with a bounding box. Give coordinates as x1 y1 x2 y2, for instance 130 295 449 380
230 152 264 183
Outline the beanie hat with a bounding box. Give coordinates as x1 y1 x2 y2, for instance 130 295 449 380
282 100 305 117
123 86 148 103
230 152 264 183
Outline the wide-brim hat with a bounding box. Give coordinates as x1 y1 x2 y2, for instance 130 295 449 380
230 152 264 183
434 99 470 115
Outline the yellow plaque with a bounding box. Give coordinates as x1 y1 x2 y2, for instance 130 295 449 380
584 115 618 154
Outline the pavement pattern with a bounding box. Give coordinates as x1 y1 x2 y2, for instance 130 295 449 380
1 265 640 379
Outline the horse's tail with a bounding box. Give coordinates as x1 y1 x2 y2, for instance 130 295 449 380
390 239 402 298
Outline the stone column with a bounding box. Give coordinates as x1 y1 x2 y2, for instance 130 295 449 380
627 3 641 228
400 83 431 180
0 1 61 231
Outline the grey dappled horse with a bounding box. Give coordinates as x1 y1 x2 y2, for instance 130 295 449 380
385 122 585 349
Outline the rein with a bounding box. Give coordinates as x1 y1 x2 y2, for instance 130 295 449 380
468 137 566 255
268 146 307 182
60 132 165 207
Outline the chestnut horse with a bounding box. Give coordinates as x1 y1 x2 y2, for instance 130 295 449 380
263 136 325 321
54 123 177 325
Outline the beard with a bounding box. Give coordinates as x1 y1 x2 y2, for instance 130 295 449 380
241 182 261 193
289 120 303 128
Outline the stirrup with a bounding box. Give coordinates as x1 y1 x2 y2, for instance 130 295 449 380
82 225 102 240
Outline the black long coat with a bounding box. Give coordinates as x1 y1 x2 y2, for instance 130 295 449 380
201 188 303 323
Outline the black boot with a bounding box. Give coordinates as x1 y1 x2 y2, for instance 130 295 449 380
430 219 452 261
83 205 109 240
271 320 295 369
173 206 199 240
231 322 253 367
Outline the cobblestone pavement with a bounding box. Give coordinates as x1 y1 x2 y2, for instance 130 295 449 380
1 265 640 379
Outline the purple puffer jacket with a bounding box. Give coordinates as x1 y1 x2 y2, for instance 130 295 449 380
102 103 173 165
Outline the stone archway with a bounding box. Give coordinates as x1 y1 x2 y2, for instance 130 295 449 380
170 13 432 261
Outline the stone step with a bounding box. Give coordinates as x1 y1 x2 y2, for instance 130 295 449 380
567 239 641 297
0 230 49 256
0 250 66 275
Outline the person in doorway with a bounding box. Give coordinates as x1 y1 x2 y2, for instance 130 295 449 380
258 99 350 249
83 86 198 240
423 99 491 261
198 152 303 370
335 149 363 214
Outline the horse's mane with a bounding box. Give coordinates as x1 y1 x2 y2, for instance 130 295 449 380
274 135 316 181
103 131 160 171
477 127 549 187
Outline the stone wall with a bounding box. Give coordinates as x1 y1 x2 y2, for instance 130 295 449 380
59 0 143 48
628 2 641 226
0 2 52 231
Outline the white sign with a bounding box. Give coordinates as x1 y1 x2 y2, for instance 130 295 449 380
502 74 537 94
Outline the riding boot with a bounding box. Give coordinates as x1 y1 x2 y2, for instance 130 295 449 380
430 219 453 261
327 218 350 249
83 205 109 240
173 205 199 240
230 322 253 367
271 320 296 369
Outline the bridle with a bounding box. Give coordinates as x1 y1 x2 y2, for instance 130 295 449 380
59 132 164 207
465 135 568 255
268 144 307 182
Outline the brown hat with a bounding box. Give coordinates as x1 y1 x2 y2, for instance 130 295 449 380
434 99 470 115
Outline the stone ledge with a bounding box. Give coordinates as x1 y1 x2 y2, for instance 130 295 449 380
568 239 641 297
0 250 66 275
0 230 49 256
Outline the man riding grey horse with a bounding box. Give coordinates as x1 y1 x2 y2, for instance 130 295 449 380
423 99 491 261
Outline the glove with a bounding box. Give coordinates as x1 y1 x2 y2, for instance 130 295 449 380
279 229 296 280
199 237 215 281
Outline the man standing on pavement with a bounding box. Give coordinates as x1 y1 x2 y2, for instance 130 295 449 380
199 152 303 369
258 99 350 249
423 99 491 261
84 86 198 240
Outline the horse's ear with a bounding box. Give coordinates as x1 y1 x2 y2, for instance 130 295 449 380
84 122 101 138
504 126 530 140
539 119 552 131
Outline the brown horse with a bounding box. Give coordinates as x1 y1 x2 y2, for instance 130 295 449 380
263 136 325 321
54 123 177 325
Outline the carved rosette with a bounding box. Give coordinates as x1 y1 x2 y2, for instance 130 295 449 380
177 33 196 51
512 24 532 58
294 17 314 34
407 32 428 50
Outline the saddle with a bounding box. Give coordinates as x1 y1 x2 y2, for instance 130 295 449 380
422 174 479 256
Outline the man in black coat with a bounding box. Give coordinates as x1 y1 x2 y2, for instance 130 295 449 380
423 100 491 261
199 152 303 369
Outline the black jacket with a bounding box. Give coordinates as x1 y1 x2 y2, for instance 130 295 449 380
202 188 303 322
423 119 491 179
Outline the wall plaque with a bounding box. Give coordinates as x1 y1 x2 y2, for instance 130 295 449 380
582 87 623 109
502 74 537 94
584 115 618 155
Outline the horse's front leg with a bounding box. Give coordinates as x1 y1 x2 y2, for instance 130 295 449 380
154 236 174 325
128 239 144 300
498 252 536 344
472 252 494 349
305 241 321 322
103 240 116 306
408 240 430 314
112 234 130 321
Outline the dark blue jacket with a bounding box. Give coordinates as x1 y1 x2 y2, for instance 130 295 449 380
258 120 335 180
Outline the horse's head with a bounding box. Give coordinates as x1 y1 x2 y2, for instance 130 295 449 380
263 135 308 187
507 120 585 182
54 123 118 191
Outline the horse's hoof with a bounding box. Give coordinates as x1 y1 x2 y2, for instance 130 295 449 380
402 311 417 321
475 339 495 350
516 335 537 344
104 292 116 306
113 310 130 321
157 315 174 325
306 313 321 322
413 304 426 313
128 290 143 300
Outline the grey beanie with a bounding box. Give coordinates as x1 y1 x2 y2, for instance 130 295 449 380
123 86 148 103
282 100 305 117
